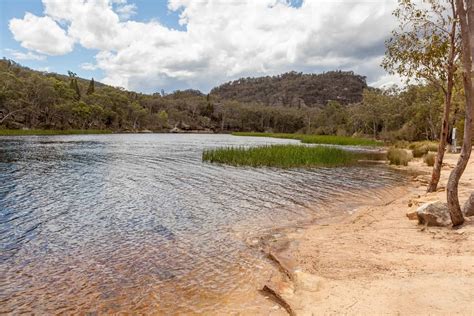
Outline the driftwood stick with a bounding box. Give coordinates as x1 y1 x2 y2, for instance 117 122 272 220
260 284 295 316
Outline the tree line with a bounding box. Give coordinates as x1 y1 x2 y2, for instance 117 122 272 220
0 58 464 142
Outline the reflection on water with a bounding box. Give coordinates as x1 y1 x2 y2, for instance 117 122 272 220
0 134 407 313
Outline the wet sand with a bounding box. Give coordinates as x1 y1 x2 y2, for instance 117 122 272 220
259 152 474 315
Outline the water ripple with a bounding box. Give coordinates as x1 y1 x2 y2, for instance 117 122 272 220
0 134 408 314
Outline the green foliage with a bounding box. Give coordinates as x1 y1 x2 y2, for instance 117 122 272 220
382 0 459 86
352 85 447 141
0 129 111 136
86 78 95 95
409 141 439 157
392 140 411 148
211 71 367 106
68 71 81 100
157 110 169 129
0 58 463 144
232 132 381 146
423 152 436 166
203 145 363 168
411 145 430 158
312 100 347 135
387 147 412 166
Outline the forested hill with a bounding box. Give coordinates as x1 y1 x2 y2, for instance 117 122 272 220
210 71 368 107
3 58 445 141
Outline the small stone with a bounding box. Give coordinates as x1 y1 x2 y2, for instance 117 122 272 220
462 193 474 217
416 201 451 227
406 211 417 220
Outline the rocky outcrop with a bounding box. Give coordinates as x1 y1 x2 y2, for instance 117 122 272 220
416 201 451 227
462 193 474 217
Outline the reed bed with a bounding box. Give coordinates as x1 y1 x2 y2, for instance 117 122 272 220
203 144 363 168
232 132 381 146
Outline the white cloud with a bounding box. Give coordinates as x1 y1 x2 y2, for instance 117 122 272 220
5 49 47 61
370 73 405 89
9 0 398 92
80 62 98 71
9 12 74 55
116 3 137 20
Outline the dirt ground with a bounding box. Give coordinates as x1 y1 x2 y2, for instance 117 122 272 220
260 152 474 315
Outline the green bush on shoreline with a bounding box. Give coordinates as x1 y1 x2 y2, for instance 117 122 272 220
232 132 381 147
203 145 364 168
387 147 412 166
409 141 438 158
423 152 436 166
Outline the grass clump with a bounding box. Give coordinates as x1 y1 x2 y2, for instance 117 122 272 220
392 140 411 149
232 132 381 147
203 145 362 168
387 147 412 166
412 145 429 158
423 152 436 166
0 129 111 136
408 141 438 158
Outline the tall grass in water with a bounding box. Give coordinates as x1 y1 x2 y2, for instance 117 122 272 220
0 129 111 136
203 145 362 168
232 132 381 147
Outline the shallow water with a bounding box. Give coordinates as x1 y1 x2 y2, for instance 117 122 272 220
0 134 407 313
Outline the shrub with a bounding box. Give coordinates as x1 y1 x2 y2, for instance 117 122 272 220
426 142 439 152
423 152 436 166
412 145 429 157
409 141 438 158
387 147 412 166
393 140 410 149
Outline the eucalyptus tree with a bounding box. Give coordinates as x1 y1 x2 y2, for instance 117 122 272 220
86 78 95 95
382 0 461 192
68 71 81 101
446 0 473 226
0 71 28 125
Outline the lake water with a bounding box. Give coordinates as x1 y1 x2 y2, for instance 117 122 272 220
0 134 408 314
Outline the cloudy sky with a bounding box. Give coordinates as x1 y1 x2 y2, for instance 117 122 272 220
0 0 401 93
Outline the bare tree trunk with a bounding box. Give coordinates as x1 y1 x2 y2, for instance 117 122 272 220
133 117 138 130
447 0 473 227
428 7 458 192
469 0 474 137
428 92 452 192
469 0 474 54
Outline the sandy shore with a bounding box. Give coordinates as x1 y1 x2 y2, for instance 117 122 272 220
259 152 474 315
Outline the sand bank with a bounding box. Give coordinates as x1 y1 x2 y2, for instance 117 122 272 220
259 152 474 315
